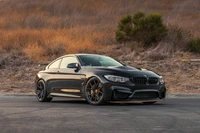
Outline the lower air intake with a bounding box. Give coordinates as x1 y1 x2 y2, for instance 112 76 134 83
133 91 159 100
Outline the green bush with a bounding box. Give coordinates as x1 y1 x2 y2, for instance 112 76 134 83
188 38 200 53
115 11 167 47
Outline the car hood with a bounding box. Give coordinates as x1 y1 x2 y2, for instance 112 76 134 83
83 66 160 78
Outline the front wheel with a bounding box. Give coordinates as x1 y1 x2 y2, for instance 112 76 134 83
85 77 105 105
36 80 52 102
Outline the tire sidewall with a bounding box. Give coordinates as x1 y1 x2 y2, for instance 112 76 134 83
36 80 48 102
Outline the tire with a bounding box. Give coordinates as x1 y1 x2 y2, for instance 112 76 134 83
36 80 53 102
84 77 105 105
143 102 156 105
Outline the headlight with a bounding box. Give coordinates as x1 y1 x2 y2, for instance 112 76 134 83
159 76 164 84
104 75 129 83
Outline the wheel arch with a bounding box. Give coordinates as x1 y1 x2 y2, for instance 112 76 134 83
85 75 102 85
35 75 51 96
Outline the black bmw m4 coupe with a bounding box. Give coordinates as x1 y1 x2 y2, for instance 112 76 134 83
35 54 166 105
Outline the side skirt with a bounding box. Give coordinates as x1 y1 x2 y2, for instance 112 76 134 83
50 93 81 98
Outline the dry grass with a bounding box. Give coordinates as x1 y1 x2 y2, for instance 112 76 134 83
0 0 200 60
0 0 200 94
0 28 107 60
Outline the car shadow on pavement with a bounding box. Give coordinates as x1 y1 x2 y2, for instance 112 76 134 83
50 99 166 106
51 100 88 104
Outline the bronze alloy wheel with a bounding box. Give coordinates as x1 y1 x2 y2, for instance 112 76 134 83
85 77 105 105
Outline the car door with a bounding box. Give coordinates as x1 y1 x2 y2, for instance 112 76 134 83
51 56 85 97
44 58 62 93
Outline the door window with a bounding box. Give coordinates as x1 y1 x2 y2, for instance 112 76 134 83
60 57 78 68
49 59 61 69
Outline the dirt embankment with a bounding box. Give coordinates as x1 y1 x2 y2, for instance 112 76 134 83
0 50 199 94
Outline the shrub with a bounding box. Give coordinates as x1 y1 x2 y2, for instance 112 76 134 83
188 38 200 54
115 11 167 47
115 14 133 42
153 25 192 53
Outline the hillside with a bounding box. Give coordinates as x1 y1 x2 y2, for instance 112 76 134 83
0 0 200 94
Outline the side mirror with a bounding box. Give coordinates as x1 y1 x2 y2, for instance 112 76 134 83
67 63 79 69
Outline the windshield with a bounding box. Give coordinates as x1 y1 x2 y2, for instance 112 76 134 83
78 55 123 67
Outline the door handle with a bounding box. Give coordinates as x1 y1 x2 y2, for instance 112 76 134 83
57 71 60 74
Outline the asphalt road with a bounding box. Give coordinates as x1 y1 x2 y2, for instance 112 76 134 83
0 96 200 133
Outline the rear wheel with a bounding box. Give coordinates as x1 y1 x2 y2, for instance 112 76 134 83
36 80 52 102
85 77 105 105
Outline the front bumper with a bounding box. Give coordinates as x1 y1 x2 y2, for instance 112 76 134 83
102 82 166 101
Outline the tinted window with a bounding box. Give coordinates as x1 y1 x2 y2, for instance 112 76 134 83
60 57 78 68
78 55 123 67
49 59 61 69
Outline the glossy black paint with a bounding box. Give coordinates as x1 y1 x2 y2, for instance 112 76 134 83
35 54 166 103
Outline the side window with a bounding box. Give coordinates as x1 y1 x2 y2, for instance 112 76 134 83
49 59 61 69
60 57 78 68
